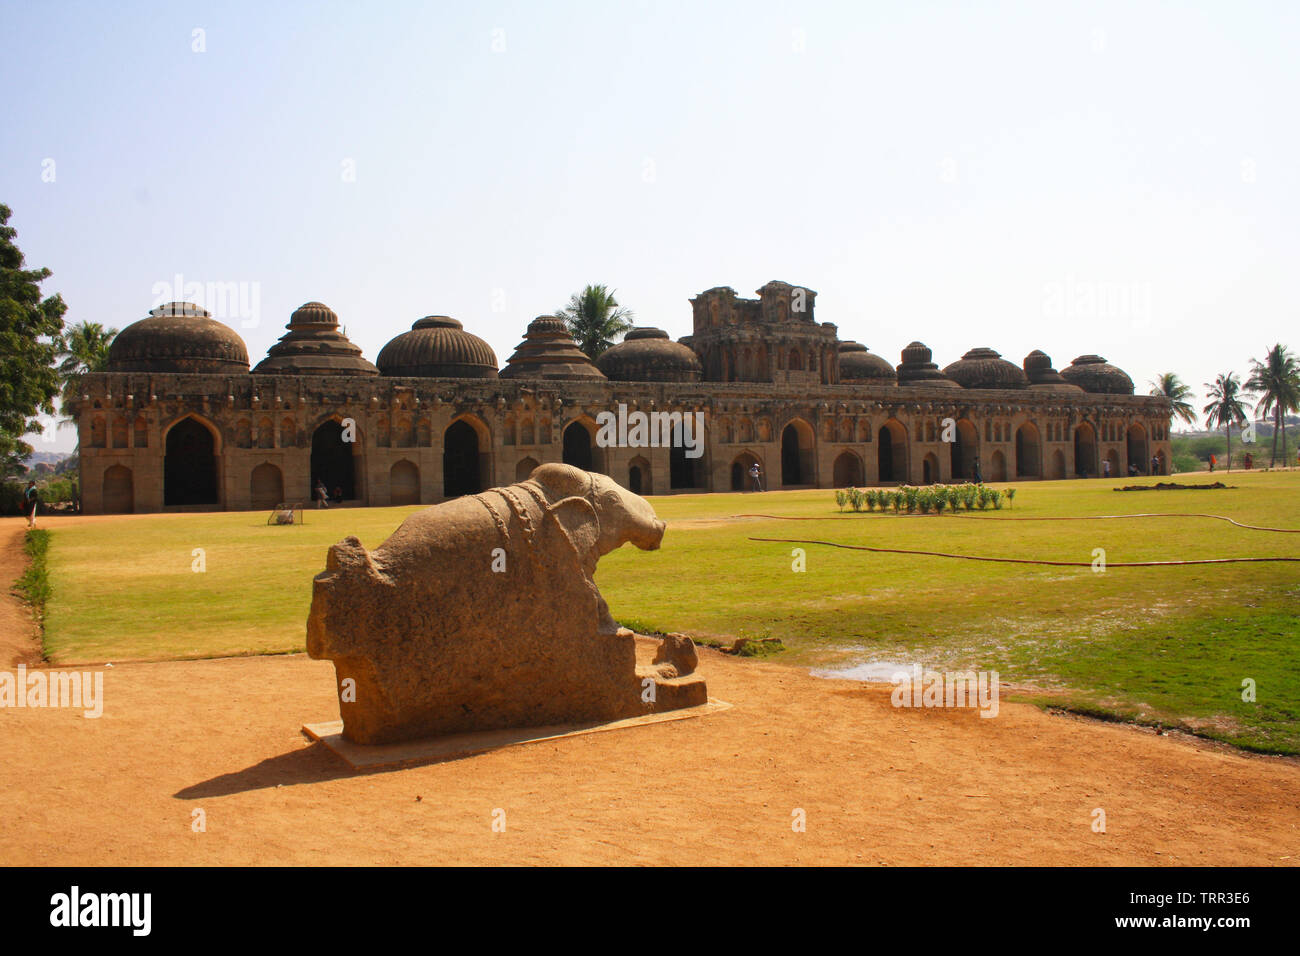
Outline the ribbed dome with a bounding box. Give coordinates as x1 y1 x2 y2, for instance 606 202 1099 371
837 341 896 383
253 301 378 376
499 316 606 380
895 341 960 388
595 327 702 382
1060 354 1135 395
942 347 1029 390
376 316 498 379
1023 350 1084 393
107 302 250 374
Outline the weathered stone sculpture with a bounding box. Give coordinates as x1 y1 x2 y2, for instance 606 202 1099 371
306 463 706 744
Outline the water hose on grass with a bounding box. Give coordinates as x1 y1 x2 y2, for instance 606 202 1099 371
736 512 1300 566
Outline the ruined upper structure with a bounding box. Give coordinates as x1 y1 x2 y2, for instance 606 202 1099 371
683 281 839 385
73 280 1171 514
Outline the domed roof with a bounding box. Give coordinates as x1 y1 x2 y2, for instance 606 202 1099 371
375 316 498 379
1060 354 1135 394
837 341 896 382
942 347 1029 390
595 327 702 382
252 301 378 376
895 341 960 388
1023 350 1084 393
107 302 250 374
499 316 606 380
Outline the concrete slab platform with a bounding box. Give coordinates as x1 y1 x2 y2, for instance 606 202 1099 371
303 697 733 770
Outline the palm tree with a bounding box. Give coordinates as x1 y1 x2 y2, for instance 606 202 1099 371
1202 372 1253 472
56 321 118 426
555 284 634 360
1147 372 1197 428
1245 344 1300 468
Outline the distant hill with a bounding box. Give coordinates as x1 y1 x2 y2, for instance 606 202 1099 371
24 451 69 466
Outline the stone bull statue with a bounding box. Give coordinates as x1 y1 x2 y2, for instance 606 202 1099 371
307 463 705 744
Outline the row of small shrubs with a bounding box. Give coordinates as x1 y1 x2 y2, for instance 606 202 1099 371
835 484 1016 514
14 529 52 620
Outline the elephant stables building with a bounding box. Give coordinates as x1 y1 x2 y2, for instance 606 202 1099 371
73 282 1173 514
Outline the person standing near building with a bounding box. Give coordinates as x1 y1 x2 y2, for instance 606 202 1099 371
1102 458 1111 479
315 479 330 509
1151 454 1160 476
749 462 763 492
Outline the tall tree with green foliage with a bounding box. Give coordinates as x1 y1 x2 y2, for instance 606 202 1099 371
555 284 634 360
1147 372 1197 428
0 204 66 476
56 321 117 425
1245 344 1300 468
1202 372 1253 472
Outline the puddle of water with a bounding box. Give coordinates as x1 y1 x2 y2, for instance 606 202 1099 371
809 661 915 683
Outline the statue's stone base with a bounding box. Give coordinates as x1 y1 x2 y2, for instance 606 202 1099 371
303 697 731 770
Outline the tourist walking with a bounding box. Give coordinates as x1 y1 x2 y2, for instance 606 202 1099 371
1151 454 1160 476
315 479 330 509
22 481 39 529
748 462 763 492
1209 454 1216 473
972 455 983 483
1102 459 1111 479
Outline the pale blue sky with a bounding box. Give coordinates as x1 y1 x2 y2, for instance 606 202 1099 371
4 0 1297 451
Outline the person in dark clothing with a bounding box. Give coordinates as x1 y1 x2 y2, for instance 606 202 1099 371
22 481 39 529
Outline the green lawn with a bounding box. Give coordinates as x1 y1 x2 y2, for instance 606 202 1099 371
40 471 1300 753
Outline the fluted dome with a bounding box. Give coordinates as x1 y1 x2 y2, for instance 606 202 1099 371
942 347 1029 390
1060 354 1135 395
896 341 960 388
376 316 498 379
837 341 896 383
595 327 702 382
107 302 250 374
253 302 378 376
1023 350 1084 393
499 316 606 380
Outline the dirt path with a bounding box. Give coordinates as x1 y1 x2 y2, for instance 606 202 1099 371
1 517 1297 865
0 519 42 667
0 647 1296 865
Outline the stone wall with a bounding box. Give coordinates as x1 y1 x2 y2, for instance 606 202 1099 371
72 371 1174 514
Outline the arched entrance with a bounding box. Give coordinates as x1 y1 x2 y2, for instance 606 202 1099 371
164 417 219 506
878 420 907 483
731 452 761 491
629 456 652 495
390 460 420 506
950 419 978 480
1126 424 1148 475
1015 423 1041 477
102 465 133 514
562 420 603 473
670 445 699 489
1105 448 1121 478
780 420 815 486
443 419 485 498
515 456 540 482
1073 423 1098 478
922 452 940 485
250 463 283 509
1049 449 1066 479
989 450 1007 482
311 419 357 501
833 451 863 487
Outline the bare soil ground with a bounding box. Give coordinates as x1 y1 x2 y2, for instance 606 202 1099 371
1 517 1297 865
